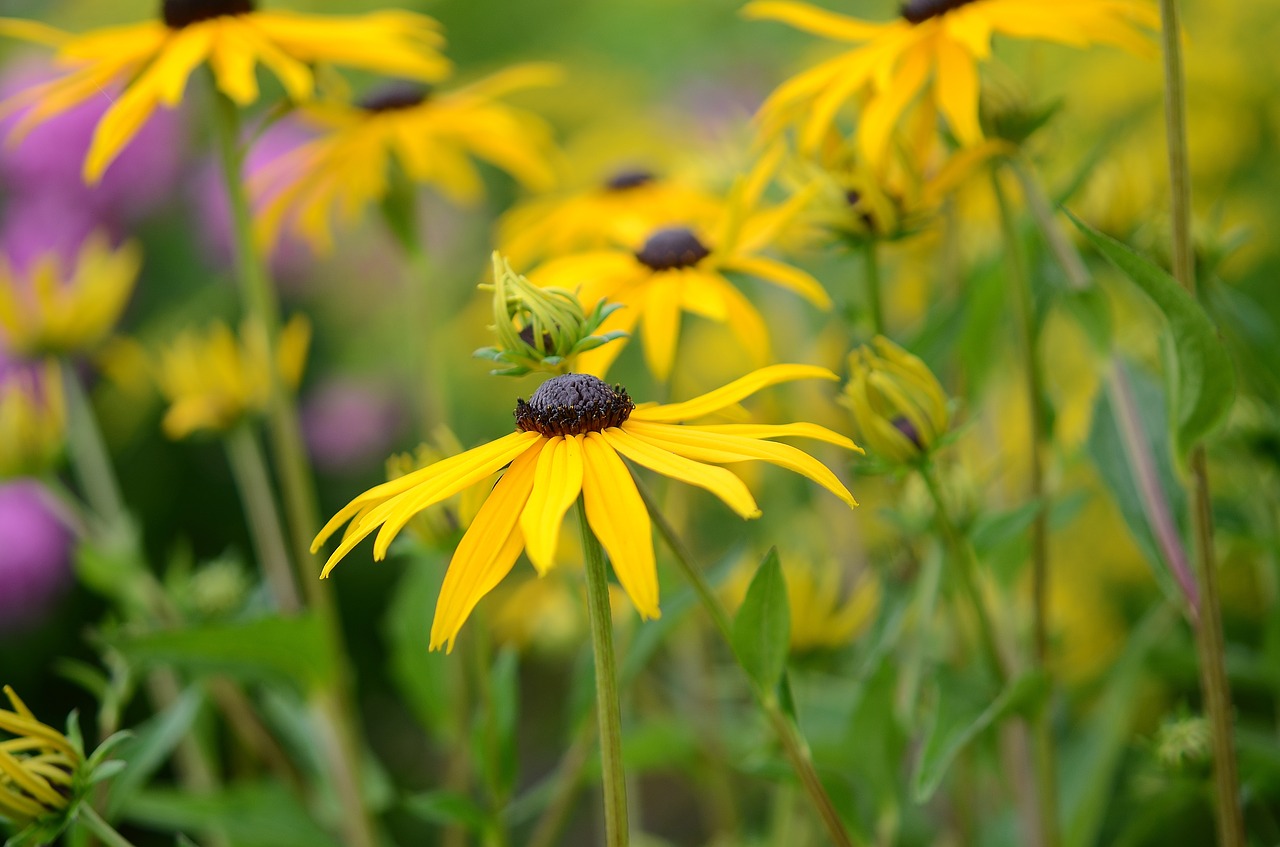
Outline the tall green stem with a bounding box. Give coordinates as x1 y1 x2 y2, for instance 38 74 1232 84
210 91 377 847
1157 2 1245 842
60 364 124 529
862 240 886 337
576 499 629 847
225 425 302 613
635 481 854 847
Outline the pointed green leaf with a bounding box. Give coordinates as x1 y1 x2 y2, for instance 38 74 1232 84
402 791 491 833
1068 212 1235 457
105 689 204 818
731 548 791 692
122 783 341 847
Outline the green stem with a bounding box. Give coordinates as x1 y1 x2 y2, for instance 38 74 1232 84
225 425 302 613
636 481 854 847
211 90 377 847
862 240 886 337
576 499 629 847
78 805 139 847
1158 2 1245 842
60 363 124 528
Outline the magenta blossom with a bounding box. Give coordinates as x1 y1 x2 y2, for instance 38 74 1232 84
301 377 406 475
0 480 74 633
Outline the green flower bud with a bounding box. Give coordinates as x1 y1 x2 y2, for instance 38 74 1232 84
843 336 950 464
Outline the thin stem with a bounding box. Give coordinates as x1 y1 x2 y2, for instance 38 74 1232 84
1158 2 1245 841
636 481 854 847
225 425 302 614
918 464 1007 685
60 363 124 528
576 499 629 847
862 240 886 336
78 805 140 847
211 90 377 847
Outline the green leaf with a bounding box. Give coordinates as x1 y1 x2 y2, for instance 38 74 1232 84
912 671 1048 802
481 647 520 798
1069 212 1236 457
106 688 205 819
122 783 342 847
731 548 791 692
384 554 458 736
402 791 491 834
108 615 333 692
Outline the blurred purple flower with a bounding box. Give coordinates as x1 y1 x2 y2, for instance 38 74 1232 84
0 58 184 225
194 118 317 286
302 377 406 475
0 480 74 633
0 193 100 273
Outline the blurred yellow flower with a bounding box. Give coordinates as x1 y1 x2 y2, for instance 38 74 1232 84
530 157 830 381
0 685 79 827
385 428 494 549
0 3 449 183
744 0 1157 165
727 557 881 653
0 235 141 357
255 65 562 253
498 167 722 266
314 366 859 652
153 316 310 440
0 363 64 479
843 336 950 465
489 568 631 657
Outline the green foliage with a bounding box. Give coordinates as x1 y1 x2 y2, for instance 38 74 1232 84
121 783 342 847
731 548 791 693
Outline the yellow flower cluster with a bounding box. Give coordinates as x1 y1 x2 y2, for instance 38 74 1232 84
0 363 64 479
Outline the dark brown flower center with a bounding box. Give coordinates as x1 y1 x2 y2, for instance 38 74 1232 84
635 226 711 272
605 169 656 191
359 81 431 113
162 0 254 28
900 0 977 24
515 374 634 437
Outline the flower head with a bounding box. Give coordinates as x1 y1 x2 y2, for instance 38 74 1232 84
744 0 1157 165
475 252 627 377
843 337 950 465
0 6 450 182
530 155 830 380
0 234 140 357
254 65 562 253
152 316 310 440
0 686 79 829
0 361 64 479
314 364 861 652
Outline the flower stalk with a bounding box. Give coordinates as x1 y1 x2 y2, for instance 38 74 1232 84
577 498 630 847
862 240 885 336
1157 1 1245 842
224 424 301 614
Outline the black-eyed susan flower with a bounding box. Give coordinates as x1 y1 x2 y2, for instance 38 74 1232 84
530 162 829 381
314 365 860 652
0 361 64 479
254 65 561 253
843 336 950 465
498 165 722 266
0 235 140 357
0 3 449 183
475 252 627 377
152 316 310 440
0 685 78 830
744 0 1157 165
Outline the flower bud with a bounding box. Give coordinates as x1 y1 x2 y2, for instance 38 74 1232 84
474 252 627 377
843 336 950 464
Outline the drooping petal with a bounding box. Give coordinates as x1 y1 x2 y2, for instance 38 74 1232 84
623 420 857 508
602 427 761 519
631 364 838 423
430 446 540 653
688 422 862 453
520 435 585 574
719 255 832 309
742 2 889 43
581 433 659 619
933 35 983 147
856 37 932 167
640 273 683 382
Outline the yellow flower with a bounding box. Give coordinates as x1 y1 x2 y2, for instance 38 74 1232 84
0 686 79 828
843 336 950 464
153 315 310 440
0 3 449 183
744 0 1157 165
529 156 830 381
314 365 861 652
498 167 722 266
384 428 495 549
255 65 562 253
0 235 141 357
726 556 881 653
0 362 64 479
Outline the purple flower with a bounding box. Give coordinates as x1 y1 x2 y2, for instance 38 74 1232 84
301 377 406 475
0 193 101 273
0 58 184 225
0 480 74 633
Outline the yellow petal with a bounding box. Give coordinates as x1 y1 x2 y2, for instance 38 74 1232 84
519 435 585 574
581 433 660 619
689 422 862 453
430 446 540 653
934 36 983 147
719 255 832 309
603 427 761 519
742 2 888 42
631 364 838 423
640 274 683 382
623 421 858 508
857 38 932 167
